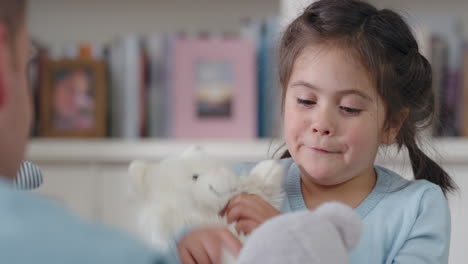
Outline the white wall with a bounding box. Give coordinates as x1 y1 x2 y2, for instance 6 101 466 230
30 0 468 48
28 0 279 48
369 0 468 29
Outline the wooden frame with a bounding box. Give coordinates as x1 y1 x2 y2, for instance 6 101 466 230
39 59 107 138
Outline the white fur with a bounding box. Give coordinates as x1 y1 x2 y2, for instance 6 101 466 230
128 147 285 263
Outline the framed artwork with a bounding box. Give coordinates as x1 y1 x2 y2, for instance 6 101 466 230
39 59 107 137
171 37 257 138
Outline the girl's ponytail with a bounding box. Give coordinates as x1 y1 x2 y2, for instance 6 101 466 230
406 137 457 196
280 150 291 159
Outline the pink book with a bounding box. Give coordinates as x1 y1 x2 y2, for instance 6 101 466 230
171 36 257 139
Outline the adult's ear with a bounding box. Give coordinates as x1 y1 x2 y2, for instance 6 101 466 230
0 23 9 109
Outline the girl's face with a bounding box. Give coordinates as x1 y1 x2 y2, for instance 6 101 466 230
283 45 397 186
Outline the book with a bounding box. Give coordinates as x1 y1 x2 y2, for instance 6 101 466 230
145 33 172 138
461 44 468 137
431 36 449 136
108 35 142 139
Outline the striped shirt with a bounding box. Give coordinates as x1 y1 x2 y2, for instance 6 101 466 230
14 161 43 190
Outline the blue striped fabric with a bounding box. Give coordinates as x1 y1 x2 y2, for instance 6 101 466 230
14 161 43 190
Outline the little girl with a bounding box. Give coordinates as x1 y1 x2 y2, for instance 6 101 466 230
177 0 457 263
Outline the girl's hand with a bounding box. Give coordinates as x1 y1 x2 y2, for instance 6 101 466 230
178 227 242 264
220 193 281 235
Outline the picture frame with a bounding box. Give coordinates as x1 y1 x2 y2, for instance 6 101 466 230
171 37 257 138
39 59 107 138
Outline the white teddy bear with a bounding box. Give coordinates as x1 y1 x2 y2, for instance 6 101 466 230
128 146 285 263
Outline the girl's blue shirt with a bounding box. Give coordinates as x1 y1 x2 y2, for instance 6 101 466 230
235 158 451 264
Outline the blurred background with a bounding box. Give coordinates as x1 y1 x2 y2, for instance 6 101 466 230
25 1 467 263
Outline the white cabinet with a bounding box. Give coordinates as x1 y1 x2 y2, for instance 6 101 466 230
445 165 468 264
28 139 468 264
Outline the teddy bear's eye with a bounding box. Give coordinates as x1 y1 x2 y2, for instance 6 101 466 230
192 174 199 181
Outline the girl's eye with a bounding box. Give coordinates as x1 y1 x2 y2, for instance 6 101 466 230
297 98 315 105
340 106 362 115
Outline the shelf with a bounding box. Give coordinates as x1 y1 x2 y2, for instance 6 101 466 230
26 138 286 164
26 138 468 165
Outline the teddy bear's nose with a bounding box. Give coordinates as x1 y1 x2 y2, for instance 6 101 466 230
192 174 199 181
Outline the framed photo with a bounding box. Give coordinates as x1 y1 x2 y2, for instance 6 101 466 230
39 59 107 137
171 37 257 138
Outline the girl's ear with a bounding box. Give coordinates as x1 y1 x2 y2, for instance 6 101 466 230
381 108 409 144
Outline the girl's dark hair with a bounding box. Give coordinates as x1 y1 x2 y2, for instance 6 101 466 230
278 0 456 195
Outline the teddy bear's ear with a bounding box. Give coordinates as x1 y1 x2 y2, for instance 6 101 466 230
128 160 150 200
129 160 147 177
240 160 284 208
249 160 284 186
180 145 205 158
314 202 362 251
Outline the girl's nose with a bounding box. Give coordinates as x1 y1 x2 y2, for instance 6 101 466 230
312 127 332 136
310 109 335 136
